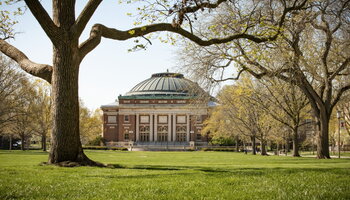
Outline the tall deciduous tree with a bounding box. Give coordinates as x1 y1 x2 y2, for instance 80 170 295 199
0 0 307 165
30 80 52 151
179 0 349 158
79 101 102 145
0 55 27 133
253 78 309 157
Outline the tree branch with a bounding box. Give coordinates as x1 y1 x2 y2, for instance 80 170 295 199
74 0 103 37
24 0 61 45
79 23 284 61
0 40 52 83
331 84 350 111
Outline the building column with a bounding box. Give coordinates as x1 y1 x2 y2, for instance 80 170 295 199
186 114 190 142
154 114 158 142
150 114 153 141
168 113 172 142
136 113 139 142
173 114 176 142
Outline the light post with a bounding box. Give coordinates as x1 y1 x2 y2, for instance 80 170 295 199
336 110 342 159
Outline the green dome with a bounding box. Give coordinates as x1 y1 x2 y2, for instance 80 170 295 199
124 72 202 97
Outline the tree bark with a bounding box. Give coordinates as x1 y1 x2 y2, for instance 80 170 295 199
235 135 239 152
317 111 331 159
48 41 96 165
261 140 268 156
20 133 24 151
42 133 47 151
9 135 12 150
251 136 256 155
292 126 300 157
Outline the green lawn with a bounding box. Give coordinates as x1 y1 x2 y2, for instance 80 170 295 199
0 150 349 200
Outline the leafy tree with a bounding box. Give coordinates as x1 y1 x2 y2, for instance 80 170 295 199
79 102 102 146
9 77 36 150
209 77 274 155
179 0 349 158
252 78 309 157
0 55 27 132
30 80 52 151
0 0 307 165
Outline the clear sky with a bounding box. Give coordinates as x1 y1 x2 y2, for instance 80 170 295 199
7 1 185 110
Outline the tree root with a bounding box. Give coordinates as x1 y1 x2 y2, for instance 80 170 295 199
43 151 106 167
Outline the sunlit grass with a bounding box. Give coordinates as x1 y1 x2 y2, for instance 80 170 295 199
0 150 349 200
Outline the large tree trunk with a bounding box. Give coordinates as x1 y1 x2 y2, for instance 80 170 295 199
292 126 300 157
317 111 331 159
48 41 101 166
251 136 256 155
20 133 24 151
9 135 12 150
41 133 47 151
261 140 268 156
235 135 239 152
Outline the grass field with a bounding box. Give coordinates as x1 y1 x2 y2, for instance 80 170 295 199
0 150 349 200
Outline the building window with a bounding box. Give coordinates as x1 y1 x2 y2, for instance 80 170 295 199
196 128 202 141
196 115 202 123
107 116 117 123
140 115 149 123
124 130 129 141
140 126 150 142
177 116 186 124
196 134 202 141
124 115 129 122
157 126 168 141
158 116 168 124
176 126 187 142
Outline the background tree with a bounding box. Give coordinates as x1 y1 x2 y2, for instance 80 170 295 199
0 0 307 165
30 80 52 151
212 77 273 155
253 78 309 157
0 55 27 132
9 78 35 150
178 0 349 158
79 101 102 146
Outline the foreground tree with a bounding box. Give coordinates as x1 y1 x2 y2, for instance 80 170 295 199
179 0 349 158
0 0 307 165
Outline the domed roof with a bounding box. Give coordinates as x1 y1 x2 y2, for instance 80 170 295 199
123 72 203 98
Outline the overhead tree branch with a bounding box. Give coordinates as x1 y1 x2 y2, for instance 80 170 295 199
24 0 61 45
79 0 308 60
74 0 103 37
0 40 52 83
331 84 350 111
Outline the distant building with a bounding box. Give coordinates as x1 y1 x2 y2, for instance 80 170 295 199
101 72 213 147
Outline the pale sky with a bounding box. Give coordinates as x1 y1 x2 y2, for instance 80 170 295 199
7 1 185 110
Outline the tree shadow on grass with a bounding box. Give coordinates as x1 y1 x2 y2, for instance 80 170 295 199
105 164 350 178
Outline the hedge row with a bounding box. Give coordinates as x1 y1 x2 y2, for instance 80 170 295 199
83 146 128 151
201 148 237 152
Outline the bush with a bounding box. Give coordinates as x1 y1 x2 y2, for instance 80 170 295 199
210 137 236 146
201 148 237 152
87 136 106 146
83 146 128 151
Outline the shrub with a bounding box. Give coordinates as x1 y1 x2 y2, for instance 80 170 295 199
87 136 106 146
201 148 237 152
83 146 128 151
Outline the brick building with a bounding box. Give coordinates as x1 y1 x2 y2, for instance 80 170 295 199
101 72 213 147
